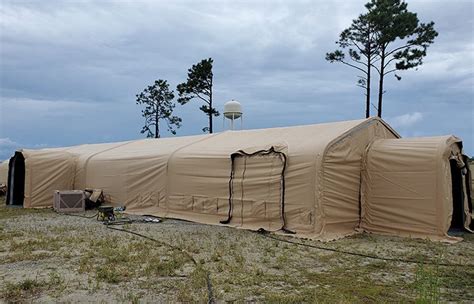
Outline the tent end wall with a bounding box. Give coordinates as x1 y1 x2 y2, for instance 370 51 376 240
318 118 399 236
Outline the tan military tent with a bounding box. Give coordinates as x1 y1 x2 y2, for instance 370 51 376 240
6 118 472 241
361 136 473 242
6 117 398 239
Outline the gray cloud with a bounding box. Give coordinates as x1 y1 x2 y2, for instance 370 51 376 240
0 0 473 160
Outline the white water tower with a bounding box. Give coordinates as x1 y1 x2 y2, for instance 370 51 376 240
223 100 243 130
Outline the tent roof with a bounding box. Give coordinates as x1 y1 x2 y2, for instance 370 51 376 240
20 117 397 159
367 135 461 162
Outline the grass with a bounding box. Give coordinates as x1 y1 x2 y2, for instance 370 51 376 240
0 205 50 220
0 196 473 302
2 278 44 302
414 263 441 304
2 271 66 303
77 236 192 284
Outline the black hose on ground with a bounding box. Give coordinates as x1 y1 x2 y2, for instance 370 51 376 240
56 211 99 219
105 225 215 304
59 211 473 269
255 230 474 268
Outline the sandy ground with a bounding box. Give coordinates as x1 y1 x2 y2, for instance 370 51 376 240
0 200 473 303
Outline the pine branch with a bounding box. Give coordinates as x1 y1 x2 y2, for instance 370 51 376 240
340 60 368 74
350 56 369 68
385 43 416 58
383 68 397 76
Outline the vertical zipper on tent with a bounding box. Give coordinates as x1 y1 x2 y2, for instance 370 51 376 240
220 154 236 224
220 147 294 234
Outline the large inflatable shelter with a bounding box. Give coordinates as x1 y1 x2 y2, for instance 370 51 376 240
3 117 473 241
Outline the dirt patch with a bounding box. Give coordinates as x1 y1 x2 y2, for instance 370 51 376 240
0 199 473 303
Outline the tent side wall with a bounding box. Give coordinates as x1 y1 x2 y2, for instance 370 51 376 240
317 119 399 238
71 136 210 216
0 160 9 186
360 136 468 241
70 141 137 196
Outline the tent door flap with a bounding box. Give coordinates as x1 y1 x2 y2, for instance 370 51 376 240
221 147 288 232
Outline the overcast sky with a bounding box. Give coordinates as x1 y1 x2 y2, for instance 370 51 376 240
0 0 473 160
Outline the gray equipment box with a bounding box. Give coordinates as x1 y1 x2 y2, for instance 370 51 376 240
53 190 85 213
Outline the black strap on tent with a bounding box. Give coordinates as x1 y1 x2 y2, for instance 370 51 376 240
220 153 237 224
220 147 293 233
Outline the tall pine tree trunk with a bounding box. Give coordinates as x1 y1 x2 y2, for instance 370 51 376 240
209 102 213 134
209 78 213 134
366 55 371 118
377 48 385 118
365 29 371 119
155 103 160 138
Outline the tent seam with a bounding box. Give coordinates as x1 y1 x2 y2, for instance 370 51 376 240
80 141 139 190
164 132 228 216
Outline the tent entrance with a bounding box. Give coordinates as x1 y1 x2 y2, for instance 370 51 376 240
449 159 464 231
221 147 289 232
6 152 25 207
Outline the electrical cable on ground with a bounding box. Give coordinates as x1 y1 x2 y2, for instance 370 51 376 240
255 230 474 268
56 211 98 219
59 211 473 269
57 212 215 303
105 225 215 304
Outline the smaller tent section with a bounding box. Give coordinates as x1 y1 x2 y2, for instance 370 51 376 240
361 136 473 242
7 149 76 208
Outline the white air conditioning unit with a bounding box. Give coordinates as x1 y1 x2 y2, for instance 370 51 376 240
53 190 85 213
